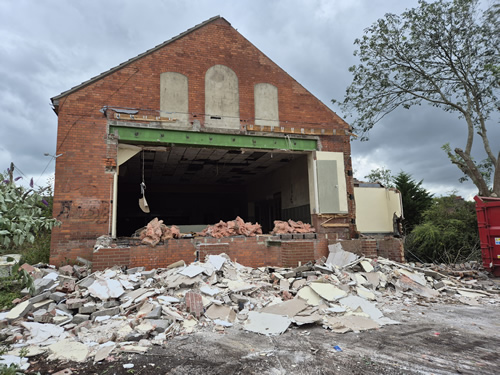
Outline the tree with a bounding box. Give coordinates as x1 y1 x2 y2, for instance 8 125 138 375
337 0 500 197
364 167 394 187
394 172 433 233
405 195 479 263
0 163 60 250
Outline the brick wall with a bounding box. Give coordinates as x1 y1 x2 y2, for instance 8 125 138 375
92 236 404 271
50 17 354 264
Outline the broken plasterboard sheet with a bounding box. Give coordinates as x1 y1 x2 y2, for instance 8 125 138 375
356 286 376 301
339 295 383 321
94 342 116 363
48 339 89 362
326 243 358 267
361 272 380 288
399 269 427 286
360 260 374 273
205 304 236 323
200 285 220 296
157 295 180 304
226 279 254 293
88 279 125 300
244 311 291 336
297 286 322 306
207 254 226 271
457 289 487 299
179 264 205 278
260 297 308 318
397 275 439 298
0 355 29 371
22 322 65 345
293 312 322 325
325 315 380 333
310 282 347 302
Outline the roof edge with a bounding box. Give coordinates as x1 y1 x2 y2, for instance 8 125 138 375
51 15 224 105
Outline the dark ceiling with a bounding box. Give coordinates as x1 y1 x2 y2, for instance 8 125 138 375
120 146 307 185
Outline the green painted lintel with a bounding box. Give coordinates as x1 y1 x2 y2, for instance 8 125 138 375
109 126 317 151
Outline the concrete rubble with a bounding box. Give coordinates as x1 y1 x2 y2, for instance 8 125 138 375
1 243 499 369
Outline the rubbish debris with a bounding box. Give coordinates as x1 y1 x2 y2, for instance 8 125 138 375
138 218 180 247
272 219 315 234
1 243 499 369
198 216 262 238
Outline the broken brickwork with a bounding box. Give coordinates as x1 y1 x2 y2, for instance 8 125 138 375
92 236 404 271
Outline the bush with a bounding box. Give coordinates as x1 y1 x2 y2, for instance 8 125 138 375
0 165 59 263
405 195 480 263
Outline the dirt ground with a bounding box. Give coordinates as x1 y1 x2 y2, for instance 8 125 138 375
24 299 500 375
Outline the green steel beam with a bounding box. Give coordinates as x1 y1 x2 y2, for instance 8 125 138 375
109 126 317 151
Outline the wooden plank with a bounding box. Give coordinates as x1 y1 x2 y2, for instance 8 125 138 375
114 113 177 122
321 223 350 228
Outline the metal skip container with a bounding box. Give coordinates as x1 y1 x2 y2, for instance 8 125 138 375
474 196 500 276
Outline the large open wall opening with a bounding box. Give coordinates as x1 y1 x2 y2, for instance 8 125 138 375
116 146 310 236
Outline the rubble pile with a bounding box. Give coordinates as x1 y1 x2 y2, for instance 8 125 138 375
1 244 499 369
197 216 262 238
138 218 180 247
272 219 316 234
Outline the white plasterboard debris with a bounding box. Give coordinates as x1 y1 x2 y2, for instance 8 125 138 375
326 243 358 267
260 297 308 318
399 269 427 286
310 283 347 302
360 260 374 272
213 319 233 327
22 322 65 345
123 364 134 369
325 315 380 332
0 355 29 371
48 339 89 362
88 279 125 300
362 272 380 288
227 280 254 292
179 264 205 278
297 286 322 306
293 312 322 325
182 318 197 333
325 305 347 314
457 289 486 298
351 273 368 286
200 285 220 296
339 295 383 320
5 300 32 321
207 255 226 271
94 342 116 363
157 295 180 304
205 304 236 322
7 346 46 358
356 286 376 301
244 311 291 336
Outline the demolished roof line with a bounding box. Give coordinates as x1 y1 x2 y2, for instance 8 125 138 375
50 15 224 105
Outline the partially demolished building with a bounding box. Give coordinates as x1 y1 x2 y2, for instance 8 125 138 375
49 16 403 269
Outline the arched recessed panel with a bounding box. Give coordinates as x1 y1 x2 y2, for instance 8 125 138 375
160 72 189 128
205 65 240 129
255 83 279 128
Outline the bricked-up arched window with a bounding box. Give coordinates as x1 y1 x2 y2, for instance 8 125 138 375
160 72 189 128
255 83 279 128
204 65 240 130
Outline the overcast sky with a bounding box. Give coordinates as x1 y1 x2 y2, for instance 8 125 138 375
1 0 498 199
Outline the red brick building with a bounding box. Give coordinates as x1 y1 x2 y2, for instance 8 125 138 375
50 16 392 269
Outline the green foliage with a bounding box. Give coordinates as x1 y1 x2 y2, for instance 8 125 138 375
394 172 433 233
364 167 394 187
0 263 34 310
0 165 60 252
337 0 500 196
405 196 480 263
